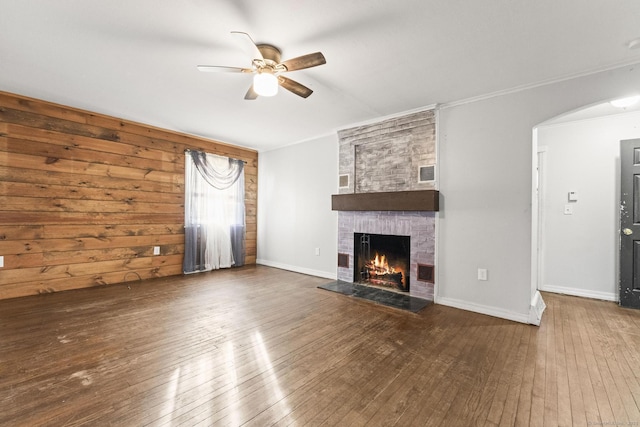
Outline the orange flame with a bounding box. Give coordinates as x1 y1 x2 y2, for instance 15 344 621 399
367 252 395 275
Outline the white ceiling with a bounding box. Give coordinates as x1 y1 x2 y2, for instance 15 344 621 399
2 1 640 151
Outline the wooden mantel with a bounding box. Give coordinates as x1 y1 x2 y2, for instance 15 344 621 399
331 190 439 212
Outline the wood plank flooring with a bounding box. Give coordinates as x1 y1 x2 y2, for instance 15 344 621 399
1 265 639 426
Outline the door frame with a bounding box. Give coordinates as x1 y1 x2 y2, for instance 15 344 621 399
536 145 548 293
530 129 545 302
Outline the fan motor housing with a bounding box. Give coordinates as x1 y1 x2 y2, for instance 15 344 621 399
257 44 281 64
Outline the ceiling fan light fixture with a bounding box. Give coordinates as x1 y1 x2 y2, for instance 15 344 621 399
253 72 278 97
198 32 325 99
610 95 640 109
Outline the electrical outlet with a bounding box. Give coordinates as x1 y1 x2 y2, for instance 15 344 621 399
315 247 320 256
478 268 488 281
0 256 4 268
153 246 160 255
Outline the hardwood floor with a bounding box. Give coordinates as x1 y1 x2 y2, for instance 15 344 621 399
1 265 639 426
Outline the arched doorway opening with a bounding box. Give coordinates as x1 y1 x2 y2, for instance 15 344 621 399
531 99 640 313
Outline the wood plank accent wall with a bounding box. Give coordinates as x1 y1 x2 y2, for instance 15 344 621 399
0 91 258 300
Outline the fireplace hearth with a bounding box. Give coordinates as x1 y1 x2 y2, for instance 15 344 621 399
354 233 410 292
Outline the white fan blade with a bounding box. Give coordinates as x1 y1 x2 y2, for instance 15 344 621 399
197 65 252 73
231 31 264 62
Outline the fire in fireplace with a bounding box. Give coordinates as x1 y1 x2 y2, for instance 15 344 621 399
354 233 410 292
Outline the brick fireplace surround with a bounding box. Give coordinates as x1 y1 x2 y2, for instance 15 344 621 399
336 109 437 300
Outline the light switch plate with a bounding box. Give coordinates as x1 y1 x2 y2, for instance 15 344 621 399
153 246 160 255
478 268 488 281
0 256 4 268
564 205 573 215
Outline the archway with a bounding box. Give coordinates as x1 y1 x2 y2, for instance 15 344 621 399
531 99 640 311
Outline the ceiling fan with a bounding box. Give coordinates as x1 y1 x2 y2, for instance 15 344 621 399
197 31 326 100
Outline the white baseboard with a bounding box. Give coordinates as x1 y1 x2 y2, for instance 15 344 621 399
256 259 337 280
437 296 530 324
539 284 618 302
529 291 546 326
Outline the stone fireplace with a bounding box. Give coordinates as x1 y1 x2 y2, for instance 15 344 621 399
354 232 411 292
337 210 435 299
333 109 437 301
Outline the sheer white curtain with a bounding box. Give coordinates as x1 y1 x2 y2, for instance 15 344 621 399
184 150 245 274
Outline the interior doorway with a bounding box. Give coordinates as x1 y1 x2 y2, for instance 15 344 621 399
532 102 640 305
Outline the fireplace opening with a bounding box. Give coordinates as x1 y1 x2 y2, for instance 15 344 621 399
353 233 410 292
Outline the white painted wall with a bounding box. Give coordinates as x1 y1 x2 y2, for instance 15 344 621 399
256 63 640 323
257 134 339 279
437 64 640 323
538 112 640 301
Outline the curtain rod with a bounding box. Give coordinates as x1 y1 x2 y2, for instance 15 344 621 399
184 148 247 164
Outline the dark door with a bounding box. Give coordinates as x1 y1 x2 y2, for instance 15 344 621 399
620 139 640 309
